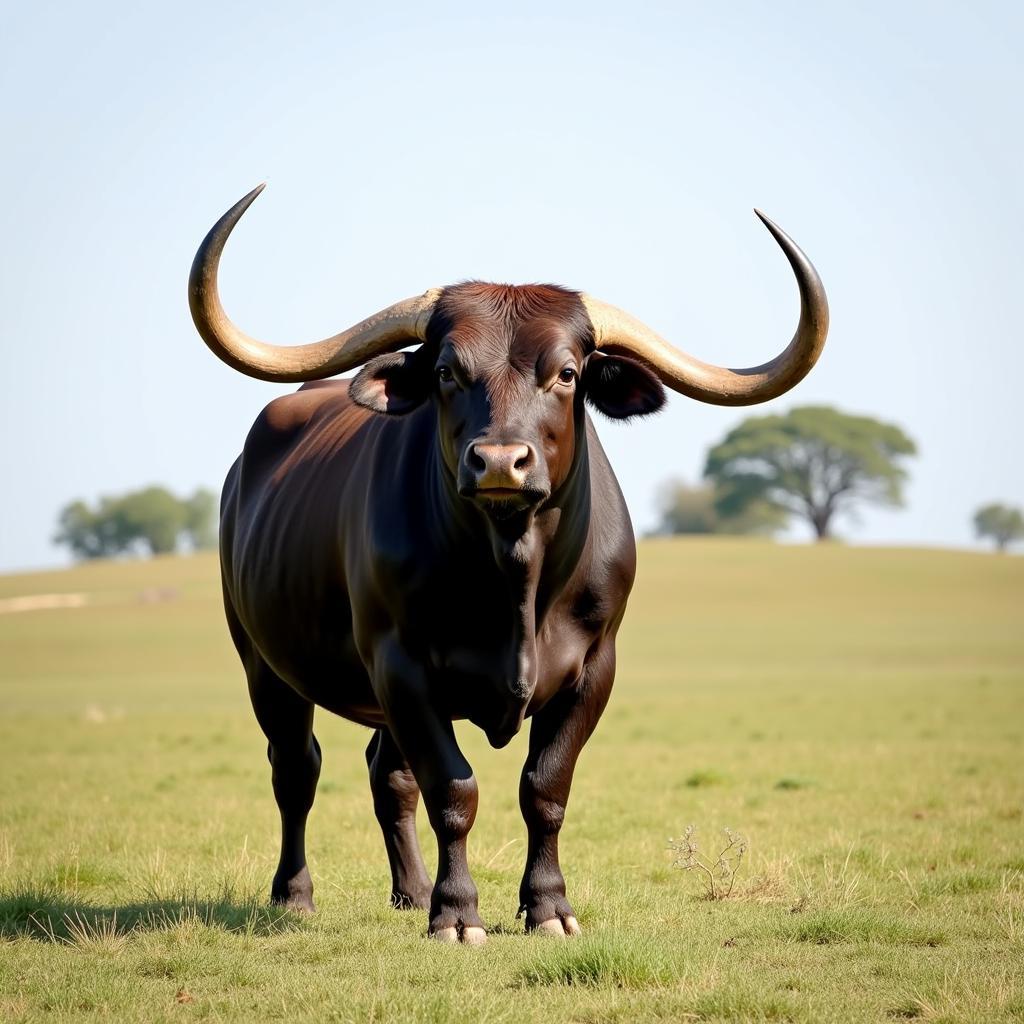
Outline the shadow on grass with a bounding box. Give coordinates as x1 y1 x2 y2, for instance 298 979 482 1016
0 886 305 942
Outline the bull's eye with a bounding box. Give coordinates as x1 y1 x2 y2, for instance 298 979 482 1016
437 366 454 384
557 367 577 386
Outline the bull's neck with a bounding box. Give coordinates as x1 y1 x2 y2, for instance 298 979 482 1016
429 426 592 621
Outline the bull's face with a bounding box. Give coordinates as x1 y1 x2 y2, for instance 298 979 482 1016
349 284 665 516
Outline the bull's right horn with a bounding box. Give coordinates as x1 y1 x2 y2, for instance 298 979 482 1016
581 211 829 406
188 185 441 382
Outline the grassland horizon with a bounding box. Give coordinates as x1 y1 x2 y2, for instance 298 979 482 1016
1 539 1021 1022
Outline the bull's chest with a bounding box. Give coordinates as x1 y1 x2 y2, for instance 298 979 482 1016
418 589 591 714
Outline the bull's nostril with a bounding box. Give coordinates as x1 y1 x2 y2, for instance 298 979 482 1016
513 447 532 471
467 445 487 473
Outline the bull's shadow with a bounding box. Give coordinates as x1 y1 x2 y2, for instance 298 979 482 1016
0 886 304 942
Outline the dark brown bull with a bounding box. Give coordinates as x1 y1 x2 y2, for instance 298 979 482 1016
188 186 828 943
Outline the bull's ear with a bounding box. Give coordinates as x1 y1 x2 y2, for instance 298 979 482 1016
349 349 433 415
583 352 665 420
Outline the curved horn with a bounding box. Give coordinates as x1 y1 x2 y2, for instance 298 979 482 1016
188 185 441 382
581 211 829 406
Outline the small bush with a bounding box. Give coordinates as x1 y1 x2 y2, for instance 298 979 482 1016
668 826 748 900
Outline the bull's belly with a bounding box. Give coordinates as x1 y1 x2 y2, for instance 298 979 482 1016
252 629 586 739
258 641 384 726
231 595 379 726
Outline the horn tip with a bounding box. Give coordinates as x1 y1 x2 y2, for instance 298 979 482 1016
753 209 792 247
235 183 267 209
226 183 267 221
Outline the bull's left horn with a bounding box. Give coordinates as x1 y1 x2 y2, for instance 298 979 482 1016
188 185 441 382
581 211 829 406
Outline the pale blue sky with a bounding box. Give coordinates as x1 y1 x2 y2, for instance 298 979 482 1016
1 1 1021 572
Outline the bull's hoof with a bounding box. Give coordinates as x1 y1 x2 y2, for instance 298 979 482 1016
430 924 487 946
271 866 315 913
429 891 485 945
521 891 581 937
532 915 582 937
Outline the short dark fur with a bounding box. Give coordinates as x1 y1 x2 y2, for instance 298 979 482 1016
220 283 664 937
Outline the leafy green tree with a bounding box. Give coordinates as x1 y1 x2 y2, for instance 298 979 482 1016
54 485 215 560
973 503 1024 552
655 479 785 536
53 501 109 559
112 486 186 556
704 406 917 541
183 487 218 550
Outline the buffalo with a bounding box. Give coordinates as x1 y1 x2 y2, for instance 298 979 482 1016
188 186 828 943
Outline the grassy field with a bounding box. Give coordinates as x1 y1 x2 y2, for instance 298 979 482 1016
1 540 1022 1023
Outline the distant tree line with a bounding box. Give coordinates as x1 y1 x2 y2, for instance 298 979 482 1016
54 486 217 560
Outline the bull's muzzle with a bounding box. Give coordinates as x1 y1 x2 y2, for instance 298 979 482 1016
460 443 547 510
467 443 535 491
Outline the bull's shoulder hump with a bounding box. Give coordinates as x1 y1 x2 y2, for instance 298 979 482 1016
263 381 351 432
243 381 365 450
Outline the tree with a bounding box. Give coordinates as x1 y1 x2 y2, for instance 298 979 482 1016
53 501 109 560
183 487 218 550
654 479 786 536
54 485 214 560
703 406 917 541
113 486 186 555
973 503 1024 552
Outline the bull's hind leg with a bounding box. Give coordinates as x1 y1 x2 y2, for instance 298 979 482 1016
518 640 615 936
365 728 433 909
246 656 321 913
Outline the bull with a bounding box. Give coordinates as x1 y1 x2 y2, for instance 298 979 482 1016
188 186 828 943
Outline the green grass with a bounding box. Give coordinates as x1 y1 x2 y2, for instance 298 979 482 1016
0 539 1021 1022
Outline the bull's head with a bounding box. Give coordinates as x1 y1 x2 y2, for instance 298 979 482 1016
189 186 828 519
343 282 665 517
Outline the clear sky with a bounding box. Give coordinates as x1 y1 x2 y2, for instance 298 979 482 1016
1 1 1021 572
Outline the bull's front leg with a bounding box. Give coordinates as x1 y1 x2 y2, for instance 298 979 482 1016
375 639 486 945
519 640 615 936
